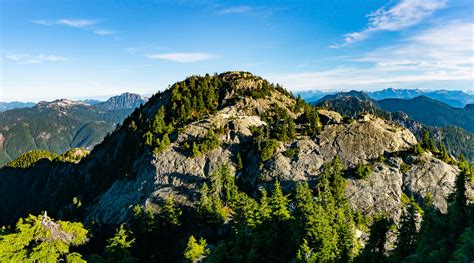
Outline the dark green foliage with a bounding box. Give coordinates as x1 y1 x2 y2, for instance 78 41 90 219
260 139 279 162
450 227 474 262
161 195 182 227
421 131 437 153
262 106 297 141
395 196 418 258
269 181 291 220
436 126 474 162
396 160 474 262
355 163 371 179
105 224 137 263
197 165 235 223
235 152 243 170
400 162 410 174
299 105 321 137
282 146 298 159
358 215 393 262
187 128 221 157
412 143 424 156
250 125 280 163
437 143 454 164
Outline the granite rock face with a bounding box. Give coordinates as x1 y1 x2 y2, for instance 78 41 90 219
86 105 456 226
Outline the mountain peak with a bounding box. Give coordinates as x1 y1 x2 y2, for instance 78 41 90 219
36 99 88 108
95 92 147 111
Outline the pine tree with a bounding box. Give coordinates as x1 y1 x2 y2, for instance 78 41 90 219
335 207 355 262
421 131 436 152
161 195 182 227
395 196 418 257
412 143 424 156
143 131 154 146
270 181 291 221
361 215 393 261
0 213 88 262
105 224 136 263
257 189 272 223
295 239 316 263
152 106 166 135
184 235 209 263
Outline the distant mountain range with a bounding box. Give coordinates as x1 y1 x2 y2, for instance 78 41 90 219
378 96 474 133
0 93 147 166
316 91 474 161
296 88 474 108
0 101 35 112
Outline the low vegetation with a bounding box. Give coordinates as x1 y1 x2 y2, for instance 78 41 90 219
5 148 89 168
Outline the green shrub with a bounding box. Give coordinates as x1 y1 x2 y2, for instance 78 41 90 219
282 147 298 158
400 162 410 174
355 163 372 179
260 139 278 162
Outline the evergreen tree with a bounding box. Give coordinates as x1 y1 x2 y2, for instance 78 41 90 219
257 189 272 223
360 215 392 262
421 130 437 152
184 235 209 263
395 196 418 258
105 224 136 263
270 181 291 221
412 143 424 156
152 106 167 134
295 239 316 263
161 195 182 227
0 213 88 262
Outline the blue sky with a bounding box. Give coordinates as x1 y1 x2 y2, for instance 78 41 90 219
1 0 473 102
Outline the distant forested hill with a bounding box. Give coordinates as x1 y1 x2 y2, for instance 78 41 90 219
378 96 474 133
0 93 146 166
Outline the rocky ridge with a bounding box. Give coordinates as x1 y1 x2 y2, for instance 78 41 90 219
0 72 466 232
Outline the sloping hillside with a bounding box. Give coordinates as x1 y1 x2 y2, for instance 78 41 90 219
0 93 146 166
378 96 474 132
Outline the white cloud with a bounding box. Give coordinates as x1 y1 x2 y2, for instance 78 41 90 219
270 21 474 91
4 53 68 64
57 19 97 28
30 18 98 28
331 0 446 47
146 53 216 63
216 6 253 15
29 20 55 26
94 29 114 36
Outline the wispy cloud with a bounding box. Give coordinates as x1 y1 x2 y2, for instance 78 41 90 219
271 21 473 90
146 52 216 63
94 29 114 36
30 18 98 28
331 0 446 48
57 19 97 28
29 19 55 26
216 6 254 15
4 53 68 64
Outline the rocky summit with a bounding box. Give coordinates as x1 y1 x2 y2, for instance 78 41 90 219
0 72 472 262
